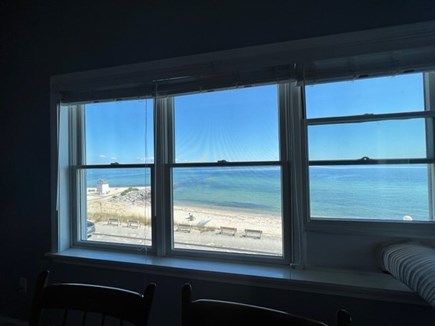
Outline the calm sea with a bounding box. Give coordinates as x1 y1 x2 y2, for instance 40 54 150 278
86 165 430 221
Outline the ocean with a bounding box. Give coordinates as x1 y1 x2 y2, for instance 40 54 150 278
86 165 431 221
309 165 429 221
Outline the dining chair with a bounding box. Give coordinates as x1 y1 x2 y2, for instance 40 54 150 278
181 283 351 326
29 270 156 326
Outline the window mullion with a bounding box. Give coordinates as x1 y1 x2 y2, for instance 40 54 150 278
282 82 307 268
56 102 75 251
278 83 290 264
425 72 435 221
70 104 86 245
165 97 175 255
154 96 172 256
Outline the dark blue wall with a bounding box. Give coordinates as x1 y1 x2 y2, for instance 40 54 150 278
1 1 435 324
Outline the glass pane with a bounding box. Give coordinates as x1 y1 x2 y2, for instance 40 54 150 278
305 73 424 118
309 165 431 221
85 99 154 164
308 119 427 160
172 166 282 256
81 168 152 245
174 85 279 163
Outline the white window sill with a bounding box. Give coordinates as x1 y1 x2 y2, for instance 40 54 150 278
48 248 425 306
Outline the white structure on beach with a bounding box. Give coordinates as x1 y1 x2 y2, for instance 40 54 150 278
97 179 109 194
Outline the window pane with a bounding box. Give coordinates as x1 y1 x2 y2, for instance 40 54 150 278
81 168 152 245
172 166 282 256
174 85 279 163
308 119 427 160
85 99 154 164
305 73 424 118
309 165 431 221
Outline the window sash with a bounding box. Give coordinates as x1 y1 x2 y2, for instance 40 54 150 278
305 73 435 166
304 72 435 223
164 84 290 263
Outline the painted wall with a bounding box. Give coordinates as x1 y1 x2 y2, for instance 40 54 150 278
1 1 435 324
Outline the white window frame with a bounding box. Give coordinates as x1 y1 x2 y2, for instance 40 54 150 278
165 84 290 264
51 20 435 272
57 84 293 263
304 73 435 221
75 101 156 250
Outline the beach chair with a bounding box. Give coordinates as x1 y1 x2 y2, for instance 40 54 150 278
218 226 237 236
128 220 140 228
177 223 192 232
243 229 263 239
107 218 120 226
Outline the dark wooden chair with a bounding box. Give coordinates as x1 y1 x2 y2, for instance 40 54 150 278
29 270 156 326
181 283 351 326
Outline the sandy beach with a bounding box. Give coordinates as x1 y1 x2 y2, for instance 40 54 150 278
86 186 283 255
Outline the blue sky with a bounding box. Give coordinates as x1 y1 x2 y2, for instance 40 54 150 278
85 73 425 164
85 99 154 164
305 73 424 118
306 73 425 160
85 85 279 164
174 85 278 162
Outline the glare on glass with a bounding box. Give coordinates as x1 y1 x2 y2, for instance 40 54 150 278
82 168 152 245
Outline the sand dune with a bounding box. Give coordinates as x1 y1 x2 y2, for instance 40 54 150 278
87 187 282 237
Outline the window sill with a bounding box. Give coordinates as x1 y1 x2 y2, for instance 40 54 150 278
48 248 425 306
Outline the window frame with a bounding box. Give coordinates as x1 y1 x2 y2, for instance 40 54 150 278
51 21 435 272
303 72 435 223
59 86 292 264
165 84 288 263
65 99 157 253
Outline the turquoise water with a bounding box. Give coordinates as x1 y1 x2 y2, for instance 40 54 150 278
172 167 281 214
309 166 429 221
86 165 431 221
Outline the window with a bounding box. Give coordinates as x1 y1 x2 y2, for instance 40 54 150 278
73 99 154 247
305 73 434 221
171 86 283 256
53 22 435 271
60 84 287 261
56 72 435 264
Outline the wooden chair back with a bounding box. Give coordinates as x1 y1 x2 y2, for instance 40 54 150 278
29 270 156 326
181 283 351 326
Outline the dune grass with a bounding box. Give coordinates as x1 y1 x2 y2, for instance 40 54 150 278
88 212 151 225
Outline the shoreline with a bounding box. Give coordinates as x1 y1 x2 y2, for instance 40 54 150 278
87 187 282 237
